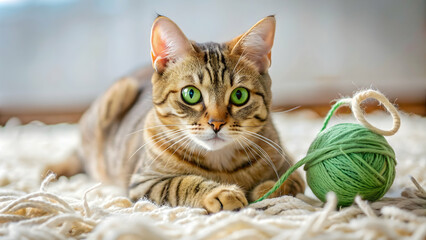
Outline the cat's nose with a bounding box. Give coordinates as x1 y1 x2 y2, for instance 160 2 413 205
208 119 226 133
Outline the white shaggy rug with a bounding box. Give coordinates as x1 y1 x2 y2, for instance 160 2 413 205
0 111 425 239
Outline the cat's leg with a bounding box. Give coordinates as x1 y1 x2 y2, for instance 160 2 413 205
249 171 305 202
97 77 140 129
77 77 141 182
129 174 248 213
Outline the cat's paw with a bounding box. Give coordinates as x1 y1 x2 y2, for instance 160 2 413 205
250 173 306 201
40 151 82 181
202 185 248 213
250 180 278 201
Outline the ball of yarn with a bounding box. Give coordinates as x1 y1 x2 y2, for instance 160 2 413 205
303 123 396 207
252 90 401 206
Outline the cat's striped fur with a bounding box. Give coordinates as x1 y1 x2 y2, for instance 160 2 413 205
48 16 305 213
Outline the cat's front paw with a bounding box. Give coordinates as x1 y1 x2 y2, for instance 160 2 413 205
249 173 306 202
202 185 248 213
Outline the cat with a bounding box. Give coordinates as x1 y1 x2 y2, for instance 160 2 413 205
47 15 305 213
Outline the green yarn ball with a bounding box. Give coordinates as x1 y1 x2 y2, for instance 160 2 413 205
252 90 400 206
303 123 396 207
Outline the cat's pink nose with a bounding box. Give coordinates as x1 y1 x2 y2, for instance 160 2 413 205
208 119 226 133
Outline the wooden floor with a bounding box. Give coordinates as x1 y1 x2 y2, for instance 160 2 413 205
1 102 424 126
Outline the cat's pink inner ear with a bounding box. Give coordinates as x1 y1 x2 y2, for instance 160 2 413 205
150 16 194 73
231 16 276 73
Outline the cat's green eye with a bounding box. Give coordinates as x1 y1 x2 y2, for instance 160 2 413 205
230 87 249 106
181 86 202 105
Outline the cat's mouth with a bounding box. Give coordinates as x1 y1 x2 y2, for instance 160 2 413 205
204 137 229 151
192 134 231 151
206 136 225 142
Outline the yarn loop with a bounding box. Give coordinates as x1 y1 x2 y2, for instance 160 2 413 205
254 90 400 206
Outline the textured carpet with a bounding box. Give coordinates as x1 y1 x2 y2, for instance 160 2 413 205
0 111 425 239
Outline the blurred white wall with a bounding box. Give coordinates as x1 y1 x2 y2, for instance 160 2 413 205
0 0 425 110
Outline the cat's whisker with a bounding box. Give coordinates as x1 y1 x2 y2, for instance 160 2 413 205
233 138 253 168
149 130 188 153
129 129 186 161
127 128 183 160
239 137 267 171
126 124 190 136
272 105 301 113
188 133 210 158
238 131 291 170
237 125 262 128
195 145 204 163
188 135 207 163
187 139 199 164
240 136 280 180
238 130 291 169
148 135 191 169
149 128 184 142
164 137 192 170
239 130 287 157
182 137 194 163
187 138 199 162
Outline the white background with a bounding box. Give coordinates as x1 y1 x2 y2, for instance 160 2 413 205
1 0 425 110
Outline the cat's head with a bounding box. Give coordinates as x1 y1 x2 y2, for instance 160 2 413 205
150 16 275 151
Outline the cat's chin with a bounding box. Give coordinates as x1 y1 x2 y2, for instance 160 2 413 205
193 136 233 152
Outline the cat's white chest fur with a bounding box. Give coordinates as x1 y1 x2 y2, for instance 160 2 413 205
203 144 239 171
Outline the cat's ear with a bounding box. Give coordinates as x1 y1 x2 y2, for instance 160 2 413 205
150 16 195 73
230 16 276 73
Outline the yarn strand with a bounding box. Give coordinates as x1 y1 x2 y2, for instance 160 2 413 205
252 155 310 203
320 98 351 132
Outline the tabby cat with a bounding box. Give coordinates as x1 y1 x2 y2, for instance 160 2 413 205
48 15 305 213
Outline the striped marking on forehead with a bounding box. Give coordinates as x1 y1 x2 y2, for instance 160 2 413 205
199 43 228 87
